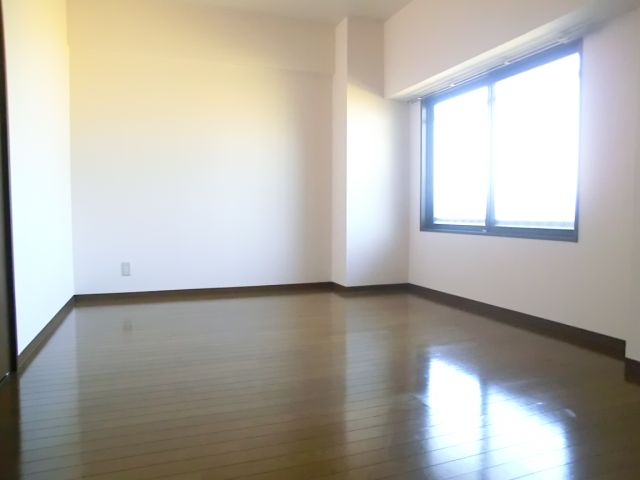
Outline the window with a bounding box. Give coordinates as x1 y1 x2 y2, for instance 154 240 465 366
421 41 582 241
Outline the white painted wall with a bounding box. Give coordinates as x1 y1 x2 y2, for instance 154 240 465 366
332 19 349 286
332 18 410 286
400 9 640 344
629 11 640 362
3 0 75 353
68 0 333 294
345 19 409 286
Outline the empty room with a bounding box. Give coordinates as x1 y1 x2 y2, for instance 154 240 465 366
1 0 640 478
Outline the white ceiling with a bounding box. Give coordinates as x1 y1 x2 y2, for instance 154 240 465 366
182 0 414 23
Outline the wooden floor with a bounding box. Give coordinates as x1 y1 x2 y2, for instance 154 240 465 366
1 288 640 479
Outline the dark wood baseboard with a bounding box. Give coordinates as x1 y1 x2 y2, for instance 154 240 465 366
18 296 75 372
75 282 336 306
626 358 640 384
331 283 410 296
75 283 415 306
408 284 626 359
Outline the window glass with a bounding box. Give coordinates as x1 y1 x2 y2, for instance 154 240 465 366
432 87 490 226
492 53 581 229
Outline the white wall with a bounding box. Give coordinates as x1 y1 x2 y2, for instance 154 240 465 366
68 0 334 294
345 19 409 286
3 0 75 353
399 8 640 344
331 18 410 287
630 10 640 362
332 19 349 286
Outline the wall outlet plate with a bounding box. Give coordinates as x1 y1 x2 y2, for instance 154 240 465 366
121 262 131 277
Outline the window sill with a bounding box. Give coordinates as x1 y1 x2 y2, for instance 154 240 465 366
420 225 578 243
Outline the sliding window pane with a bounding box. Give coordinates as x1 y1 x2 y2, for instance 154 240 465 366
432 87 490 226
492 53 581 229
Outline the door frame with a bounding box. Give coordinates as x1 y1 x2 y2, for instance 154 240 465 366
0 3 19 378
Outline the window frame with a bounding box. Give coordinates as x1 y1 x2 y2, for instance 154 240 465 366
420 40 583 242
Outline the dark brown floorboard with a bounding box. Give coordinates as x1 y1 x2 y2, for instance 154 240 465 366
1 290 639 479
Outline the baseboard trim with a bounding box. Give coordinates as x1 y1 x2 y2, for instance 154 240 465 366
408 284 626 359
331 283 410 295
75 282 336 305
75 283 416 305
18 296 75 372
625 358 640 384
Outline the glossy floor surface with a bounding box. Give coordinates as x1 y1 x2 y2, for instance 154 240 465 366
1 289 640 479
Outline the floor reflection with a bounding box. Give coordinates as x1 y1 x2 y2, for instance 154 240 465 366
422 359 484 464
421 358 569 478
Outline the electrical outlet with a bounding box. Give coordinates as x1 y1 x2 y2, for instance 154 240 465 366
121 262 131 277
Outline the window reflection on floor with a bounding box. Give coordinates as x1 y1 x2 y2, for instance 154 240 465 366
487 384 568 474
422 358 569 477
